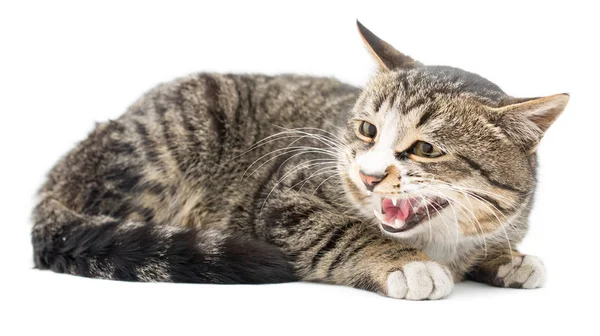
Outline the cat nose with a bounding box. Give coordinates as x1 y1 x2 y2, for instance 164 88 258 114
359 170 387 191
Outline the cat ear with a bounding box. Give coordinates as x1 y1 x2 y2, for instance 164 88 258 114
356 20 421 71
490 93 570 151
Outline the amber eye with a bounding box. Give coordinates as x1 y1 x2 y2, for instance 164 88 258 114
412 141 444 158
358 121 377 139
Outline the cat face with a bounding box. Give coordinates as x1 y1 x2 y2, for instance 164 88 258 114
340 22 568 240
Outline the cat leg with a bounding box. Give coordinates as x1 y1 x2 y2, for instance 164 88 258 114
468 250 546 289
305 224 454 300
264 203 454 300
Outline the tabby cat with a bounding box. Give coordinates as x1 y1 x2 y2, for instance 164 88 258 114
31 22 568 300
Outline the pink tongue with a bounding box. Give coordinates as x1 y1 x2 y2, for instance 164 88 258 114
382 198 414 221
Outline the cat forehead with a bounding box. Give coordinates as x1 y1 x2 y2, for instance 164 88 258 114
363 66 509 111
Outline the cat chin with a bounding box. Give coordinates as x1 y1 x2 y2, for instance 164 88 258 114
376 221 435 239
377 223 420 238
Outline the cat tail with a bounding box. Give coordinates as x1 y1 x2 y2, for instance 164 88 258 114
31 197 296 284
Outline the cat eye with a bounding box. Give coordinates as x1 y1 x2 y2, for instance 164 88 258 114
411 141 444 158
358 121 377 139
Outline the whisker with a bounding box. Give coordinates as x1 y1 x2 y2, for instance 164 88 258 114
297 166 339 191
232 127 348 165
260 160 340 215
272 126 346 148
418 184 488 255
311 171 340 195
412 189 435 246
414 177 516 204
242 147 340 181
424 183 518 256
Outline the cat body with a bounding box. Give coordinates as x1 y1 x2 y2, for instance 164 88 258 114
31 23 567 299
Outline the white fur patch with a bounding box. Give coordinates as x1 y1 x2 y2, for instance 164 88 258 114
356 147 396 176
385 261 453 300
386 269 408 298
497 255 546 289
355 109 399 176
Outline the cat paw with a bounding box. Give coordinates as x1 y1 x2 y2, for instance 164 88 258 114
385 261 454 300
495 255 546 289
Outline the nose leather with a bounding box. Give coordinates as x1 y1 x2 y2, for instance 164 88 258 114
359 170 387 191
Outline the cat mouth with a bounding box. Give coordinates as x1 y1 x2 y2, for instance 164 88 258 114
372 197 449 233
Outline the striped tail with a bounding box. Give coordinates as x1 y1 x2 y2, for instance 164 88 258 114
31 198 296 284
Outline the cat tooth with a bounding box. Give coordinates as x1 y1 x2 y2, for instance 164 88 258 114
394 219 404 228
392 198 397 206
366 190 372 196
373 210 384 221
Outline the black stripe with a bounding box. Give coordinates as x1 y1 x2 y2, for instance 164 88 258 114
82 187 101 214
338 235 378 266
347 274 381 293
83 188 120 216
143 182 167 195
373 94 386 113
137 206 155 222
293 224 336 256
397 78 412 115
310 224 353 269
285 169 310 190
401 76 410 91
109 200 134 219
133 121 161 164
111 141 136 156
265 203 327 231
457 155 525 194
177 82 205 164
166 229 295 284
388 91 398 111
238 76 259 137
228 76 245 137
470 192 508 213
109 204 155 222
376 246 418 261
404 96 427 113
248 155 290 237
202 75 228 159
112 222 163 281
416 106 435 128
104 166 141 192
325 224 363 277
155 100 185 172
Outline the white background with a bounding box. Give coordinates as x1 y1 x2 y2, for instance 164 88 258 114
1 1 598 335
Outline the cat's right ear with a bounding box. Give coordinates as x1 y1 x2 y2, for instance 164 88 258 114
488 93 570 152
356 20 421 71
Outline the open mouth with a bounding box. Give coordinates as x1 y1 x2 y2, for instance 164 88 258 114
373 197 449 233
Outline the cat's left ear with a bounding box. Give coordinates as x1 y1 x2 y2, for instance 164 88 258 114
490 93 570 151
356 20 422 71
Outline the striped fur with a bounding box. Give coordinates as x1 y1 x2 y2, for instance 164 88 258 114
31 23 567 299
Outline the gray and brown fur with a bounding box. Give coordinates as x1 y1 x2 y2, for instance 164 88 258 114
31 22 567 298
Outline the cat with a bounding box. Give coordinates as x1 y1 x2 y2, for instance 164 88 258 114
31 21 568 300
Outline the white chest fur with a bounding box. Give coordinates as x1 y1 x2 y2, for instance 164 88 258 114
398 216 511 271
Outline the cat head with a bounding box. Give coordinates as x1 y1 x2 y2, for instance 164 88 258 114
341 21 569 239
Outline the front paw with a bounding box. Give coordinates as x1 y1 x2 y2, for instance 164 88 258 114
385 261 454 300
495 255 546 289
